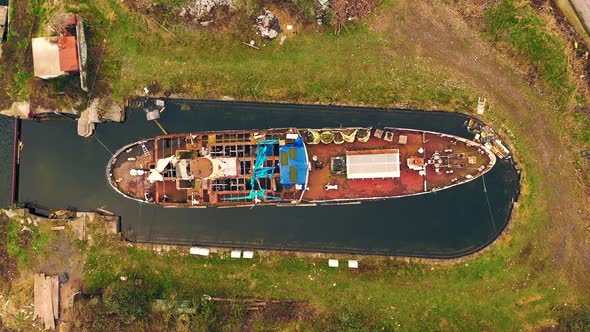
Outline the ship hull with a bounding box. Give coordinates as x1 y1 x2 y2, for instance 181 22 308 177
106 127 496 207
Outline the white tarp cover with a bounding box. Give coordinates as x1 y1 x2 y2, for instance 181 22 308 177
147 169 164 182
218 157 238 176
346 152 400 179
156 155 175 173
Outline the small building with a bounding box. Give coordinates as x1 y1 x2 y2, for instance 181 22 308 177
31 13 88 91
32 36 79 79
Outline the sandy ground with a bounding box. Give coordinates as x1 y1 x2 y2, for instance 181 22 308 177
373 0 589 287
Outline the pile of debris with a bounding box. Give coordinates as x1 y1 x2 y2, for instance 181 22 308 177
34 273 63 330
327 0 381 33
179 0 234 19
257 9 282 40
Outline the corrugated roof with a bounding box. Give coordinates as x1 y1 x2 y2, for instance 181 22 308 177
58 36 79 72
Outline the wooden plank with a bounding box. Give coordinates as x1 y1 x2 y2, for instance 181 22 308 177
42 276 55 329
51 276 59 319
34 273 57 330
33 273 44 318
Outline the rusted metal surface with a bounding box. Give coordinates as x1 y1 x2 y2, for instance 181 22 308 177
58 36 79 72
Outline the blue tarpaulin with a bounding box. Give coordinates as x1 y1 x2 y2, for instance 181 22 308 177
279 137 308 188
224 139 281 201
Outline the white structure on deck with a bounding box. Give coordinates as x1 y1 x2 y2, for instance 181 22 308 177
346 149 401 179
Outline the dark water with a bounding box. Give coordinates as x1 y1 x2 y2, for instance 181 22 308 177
15 101 520 257
0 116 14 207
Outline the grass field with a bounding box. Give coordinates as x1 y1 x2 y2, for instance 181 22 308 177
1 0 589 330
60 0 478 111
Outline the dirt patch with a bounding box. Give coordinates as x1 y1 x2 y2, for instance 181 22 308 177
0 214 17 282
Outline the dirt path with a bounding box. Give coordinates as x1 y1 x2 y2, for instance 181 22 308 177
376 0 588 286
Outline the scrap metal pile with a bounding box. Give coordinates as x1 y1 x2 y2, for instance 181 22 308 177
257 9 282 40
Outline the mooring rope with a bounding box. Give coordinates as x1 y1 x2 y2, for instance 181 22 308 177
482 175 497 233
94 135 114 156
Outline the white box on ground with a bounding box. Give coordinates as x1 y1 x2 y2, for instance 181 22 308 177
243 251 254 259
328 259 339 268
230 250 241 258
189 247 210 256
348 260 358 268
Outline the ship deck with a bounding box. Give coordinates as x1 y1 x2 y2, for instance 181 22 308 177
107 127 494 207
302 128 492 201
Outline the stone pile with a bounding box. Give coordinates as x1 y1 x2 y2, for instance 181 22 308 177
180 0 233 19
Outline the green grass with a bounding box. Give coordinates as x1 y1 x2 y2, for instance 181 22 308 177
485 0 572 98
6 219 29 267
1 0 587 329
67 0 476 111
80 197 573 331
6 216 57 270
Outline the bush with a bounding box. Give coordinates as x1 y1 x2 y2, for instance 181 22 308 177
554 304 590 332
103 281 154 324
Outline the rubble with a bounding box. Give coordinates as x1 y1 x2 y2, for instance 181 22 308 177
257 9 282 40
77 98 124 137
181 0 233 19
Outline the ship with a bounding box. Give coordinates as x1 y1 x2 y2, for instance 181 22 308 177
106 127 496 207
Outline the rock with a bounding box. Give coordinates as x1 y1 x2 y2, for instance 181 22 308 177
4 209 17 218
0 101 30 118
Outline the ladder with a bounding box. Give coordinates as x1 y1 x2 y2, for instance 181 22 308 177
141 143 150 157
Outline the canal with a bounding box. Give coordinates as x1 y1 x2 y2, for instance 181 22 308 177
0 115 14 207
13 101 520 257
